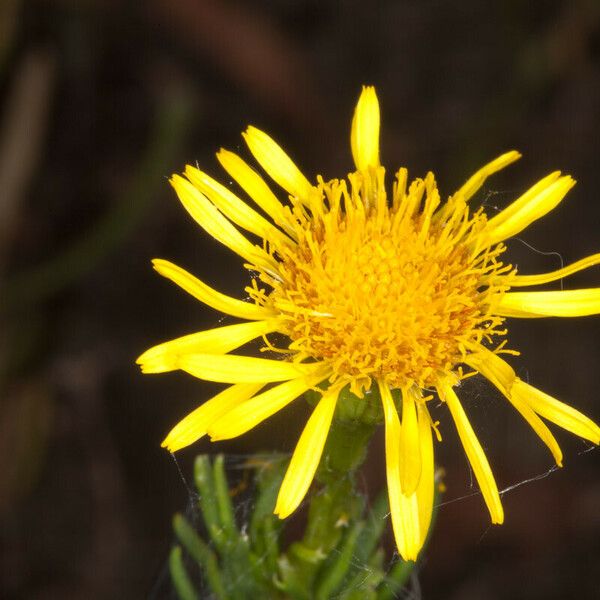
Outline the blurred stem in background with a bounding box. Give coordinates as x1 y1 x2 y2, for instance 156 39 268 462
0 48 56 279
0 61 194 516
1 83 193 311
0 0 21 75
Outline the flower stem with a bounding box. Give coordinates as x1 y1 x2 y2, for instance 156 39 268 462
277 400 377 596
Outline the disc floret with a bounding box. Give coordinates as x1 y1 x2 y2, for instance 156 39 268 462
266 169 514 395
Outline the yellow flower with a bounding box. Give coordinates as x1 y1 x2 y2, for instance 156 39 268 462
138 86 600 561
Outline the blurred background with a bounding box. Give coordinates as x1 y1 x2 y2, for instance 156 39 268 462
1 1 599 598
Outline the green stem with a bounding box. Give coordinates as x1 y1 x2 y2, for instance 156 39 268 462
316 417 375 483
278 406 375 597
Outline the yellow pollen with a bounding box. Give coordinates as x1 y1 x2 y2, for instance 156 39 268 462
266 168 513 395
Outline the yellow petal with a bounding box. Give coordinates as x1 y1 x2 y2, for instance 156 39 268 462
481 174 575 245
440 382 504 524
512 380 600 445
379 381 422 561
161 383 264 451
510 253 600 287
416 402 435 546
274 385 340 518
184 165 291 248
243 126 313 201
508 389 564 466
137 320 276 373
495 288 600 318
216 149 297 238
170 174 275 271
350 86 380 171
464 345 516 392
399 387 422 496
152 259 274 320
466 348 562 466
484 171 561 227
178 354 325 384
454 151 521 201
208 372 329 441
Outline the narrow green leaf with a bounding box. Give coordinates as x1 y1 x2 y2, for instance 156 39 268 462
316 521 364 599
259 514 280 575
354 491 389 564
249 456 286 571
173 514 227 600
338 547 385 599
194 455 226 550
377 559 414 600
169 546 199 600
213 454 237 537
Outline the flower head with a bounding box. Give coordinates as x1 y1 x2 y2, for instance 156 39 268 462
138 87 600 561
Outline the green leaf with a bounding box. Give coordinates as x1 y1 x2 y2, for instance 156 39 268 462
173 514 227 600
315 521 364 599
212 454 237 538
353 491 389 565
194 455 226 551
169 546 199 600
377 559 414 600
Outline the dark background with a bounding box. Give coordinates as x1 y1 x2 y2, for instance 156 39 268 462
1 1 599 598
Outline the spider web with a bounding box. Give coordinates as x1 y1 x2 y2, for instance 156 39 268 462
146 435 598 600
